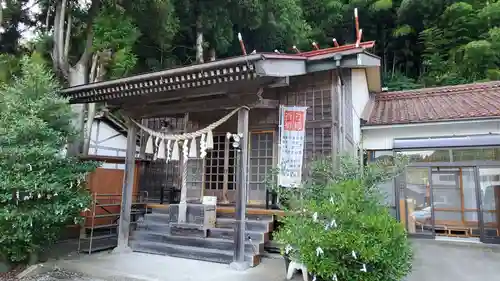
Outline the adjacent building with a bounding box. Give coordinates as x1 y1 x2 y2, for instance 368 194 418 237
361 82 500 243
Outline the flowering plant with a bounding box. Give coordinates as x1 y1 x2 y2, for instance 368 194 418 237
274 157 412 281
0 57 98 262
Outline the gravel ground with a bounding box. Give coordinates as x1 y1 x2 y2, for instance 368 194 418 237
17 269 108 281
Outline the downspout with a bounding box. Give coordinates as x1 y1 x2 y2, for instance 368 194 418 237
334 54 345 155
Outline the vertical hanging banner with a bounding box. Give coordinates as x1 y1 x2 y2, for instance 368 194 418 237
278 106 308 187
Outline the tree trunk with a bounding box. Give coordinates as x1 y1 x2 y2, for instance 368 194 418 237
82 54 99 156
208 48 216 61
392 52 397 78
0 1 4 40
52 0 99 156
195 16 204 64
67 63 88 156
82 52 109 156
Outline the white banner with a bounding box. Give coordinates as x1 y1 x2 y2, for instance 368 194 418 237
278 106 308 187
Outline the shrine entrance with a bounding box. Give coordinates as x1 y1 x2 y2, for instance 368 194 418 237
184 130 275 206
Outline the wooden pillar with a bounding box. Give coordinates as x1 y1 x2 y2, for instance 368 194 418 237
178 113 189 223
114 118 137 253
230 107 249 270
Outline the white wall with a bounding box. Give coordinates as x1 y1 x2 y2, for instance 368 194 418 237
88 119 140 169
362 119 500 150
350 69 370 150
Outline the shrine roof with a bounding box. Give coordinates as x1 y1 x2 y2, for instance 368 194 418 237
60 41 378 106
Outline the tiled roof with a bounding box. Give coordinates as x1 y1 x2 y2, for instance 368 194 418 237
366 81 500 125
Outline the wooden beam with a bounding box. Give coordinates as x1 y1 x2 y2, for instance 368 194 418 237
131 95 278 118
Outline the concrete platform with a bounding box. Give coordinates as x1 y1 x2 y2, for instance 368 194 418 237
406 238 500 281
40 238 500 281
52 252 287 281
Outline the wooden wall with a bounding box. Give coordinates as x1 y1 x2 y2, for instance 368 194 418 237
85 156 142 195
279 71 338 171
84 156 144 226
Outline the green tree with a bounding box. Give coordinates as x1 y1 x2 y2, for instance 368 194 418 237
275 157 412 281
0 57 98 263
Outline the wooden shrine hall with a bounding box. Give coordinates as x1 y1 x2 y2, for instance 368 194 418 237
61 39 382 267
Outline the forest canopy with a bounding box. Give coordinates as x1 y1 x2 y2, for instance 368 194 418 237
1 0 499 90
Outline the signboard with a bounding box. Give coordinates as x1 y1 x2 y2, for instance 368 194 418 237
278 106 308 187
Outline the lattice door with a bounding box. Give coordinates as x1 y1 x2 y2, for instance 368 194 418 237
203 134 237 203
249 131 275 205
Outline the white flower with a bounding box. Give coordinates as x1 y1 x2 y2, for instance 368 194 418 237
38 193 42 199
330 219 337 228
316 247 324 256
360 264 367 272
312 212 318 222
330 197 334 204
332 274 338 281
54 192 58 196
23 196 29 200
285 244 293 254
352 251 357 259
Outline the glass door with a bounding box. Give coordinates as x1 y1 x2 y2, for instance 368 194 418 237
477 167 500 243
401 167 434 236
430 167 479 238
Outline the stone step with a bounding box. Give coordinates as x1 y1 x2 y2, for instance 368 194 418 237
132 231 263 254
136 220 170 233
145 213 171 224
148 206 276 223
215 218 273 232
207 228 269 243
216 212 274 222
130 240 260 267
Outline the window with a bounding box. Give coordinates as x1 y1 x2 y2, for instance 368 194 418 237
397 150 451 163
452 148 500 161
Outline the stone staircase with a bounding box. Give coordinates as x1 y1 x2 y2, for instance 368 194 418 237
130 205 273 267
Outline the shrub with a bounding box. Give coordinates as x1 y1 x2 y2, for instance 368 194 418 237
274 156 412 281
0 57 98 262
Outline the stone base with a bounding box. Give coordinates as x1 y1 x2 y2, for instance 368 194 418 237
168 203 205 225
229 261 250 271
170 223 208 238
112 245 133 254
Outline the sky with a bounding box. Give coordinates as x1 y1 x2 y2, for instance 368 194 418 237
4 0 91 44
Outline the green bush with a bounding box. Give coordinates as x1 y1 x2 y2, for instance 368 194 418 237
0 57 98 262
274 157 413 281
